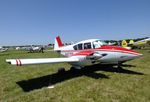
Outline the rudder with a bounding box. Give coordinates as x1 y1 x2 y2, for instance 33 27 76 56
54 36 63 50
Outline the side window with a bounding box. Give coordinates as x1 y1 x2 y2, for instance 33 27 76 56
84 42 91 49
78 43 83 50
73 45 78 50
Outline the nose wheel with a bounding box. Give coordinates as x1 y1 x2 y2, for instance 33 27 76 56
115 62 123 72
117 65 122 69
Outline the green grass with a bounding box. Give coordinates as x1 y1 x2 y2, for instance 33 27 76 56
0 50 150 102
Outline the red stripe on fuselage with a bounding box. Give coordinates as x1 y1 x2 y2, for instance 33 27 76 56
99 45 141 55
61 46 141 56
72 51 93 56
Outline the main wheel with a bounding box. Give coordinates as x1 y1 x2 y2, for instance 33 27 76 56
70 67 76 71
58 68 65 73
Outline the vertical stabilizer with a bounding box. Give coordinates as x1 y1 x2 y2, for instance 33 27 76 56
54 36 63 50
121 40 128 48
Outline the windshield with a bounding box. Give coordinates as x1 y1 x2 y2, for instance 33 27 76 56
93 40 107 48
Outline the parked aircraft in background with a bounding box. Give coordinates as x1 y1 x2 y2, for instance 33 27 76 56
0 47 8 52
130 37 150 49
104 40 119 46
121 37 150 49
121 40 132 49
6 36 142 70
27 46 43 53
17 45 44 53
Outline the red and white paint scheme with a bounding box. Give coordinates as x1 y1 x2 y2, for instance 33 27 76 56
6 36 142 69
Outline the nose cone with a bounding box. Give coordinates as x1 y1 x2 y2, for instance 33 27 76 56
101 45 143 60
117 46 143 60
137 53 143 56
133 52 143 58
132 53 142 58
121 50 143 61
125 50 143 60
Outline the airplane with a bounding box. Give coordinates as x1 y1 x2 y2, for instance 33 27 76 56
0 46 8 52
24 45 44 53
28 46 41 53
130 37 150 49
6 36 142 71
121 37 150 49
121 40 132 49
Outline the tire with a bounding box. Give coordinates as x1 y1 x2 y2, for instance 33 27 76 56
58 68 65 73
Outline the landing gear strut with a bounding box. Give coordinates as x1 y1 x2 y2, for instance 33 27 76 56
117 63 122 69
116 62 123 72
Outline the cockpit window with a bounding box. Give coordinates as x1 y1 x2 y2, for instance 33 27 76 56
73 45 77 50
84 42 91 49
101 40 108 45
93 40 107 49
78 43 83 50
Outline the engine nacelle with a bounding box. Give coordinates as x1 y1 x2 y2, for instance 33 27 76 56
86 52 107 60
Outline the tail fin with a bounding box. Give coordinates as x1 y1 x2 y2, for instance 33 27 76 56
129 40 134 45
54 36 63 50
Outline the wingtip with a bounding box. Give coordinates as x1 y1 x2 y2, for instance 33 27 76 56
6 59 11 64
6 59 10 62
139 53 143 56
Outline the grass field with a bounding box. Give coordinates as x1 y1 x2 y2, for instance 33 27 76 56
0 49 150 102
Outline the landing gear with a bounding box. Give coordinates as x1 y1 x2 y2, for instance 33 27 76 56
58 68 65 73
70 67 78 72
116 62 123 72
70 66 82 71
117 64 122 69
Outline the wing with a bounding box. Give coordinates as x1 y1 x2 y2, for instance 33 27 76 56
6 57 79 66
6 51 107 66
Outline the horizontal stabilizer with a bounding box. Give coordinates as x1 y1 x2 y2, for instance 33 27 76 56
6 58 79 66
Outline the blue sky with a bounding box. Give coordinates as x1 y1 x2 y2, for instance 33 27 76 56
0 0 150 46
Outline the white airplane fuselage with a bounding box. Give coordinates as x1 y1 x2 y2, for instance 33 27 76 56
54 39 142 68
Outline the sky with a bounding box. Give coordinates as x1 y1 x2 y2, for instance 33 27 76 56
0 0 150 46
